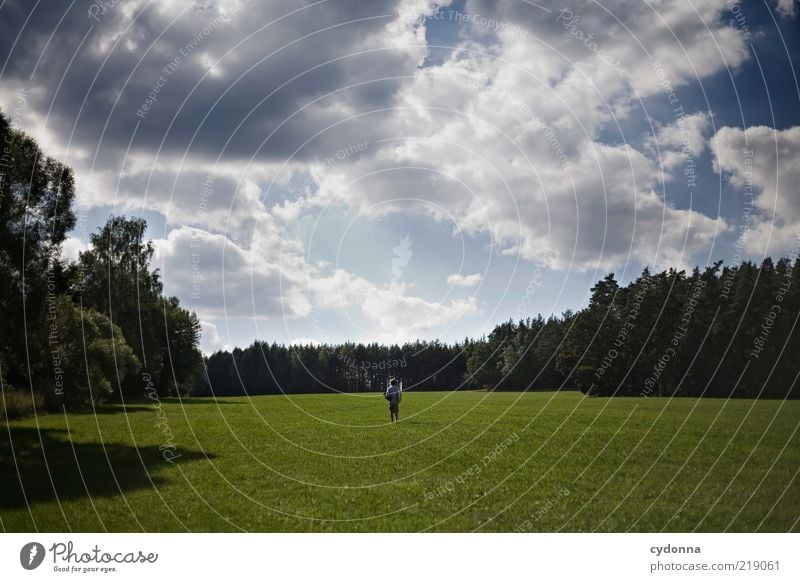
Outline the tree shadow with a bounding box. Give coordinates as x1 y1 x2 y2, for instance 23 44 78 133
160 398 243 405
68 404 152 415
66 399 243 416
0 426 210 510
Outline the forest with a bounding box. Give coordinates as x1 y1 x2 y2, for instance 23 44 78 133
200 258 800 400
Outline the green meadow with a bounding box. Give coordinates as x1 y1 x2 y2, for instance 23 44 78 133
1 391 798 532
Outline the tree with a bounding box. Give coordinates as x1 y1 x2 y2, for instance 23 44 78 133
75 216 202 398
49 296 140 406
558 273 622 394
192 258 799 400
465 337 502 389
0 110 76 406
159 296 202 397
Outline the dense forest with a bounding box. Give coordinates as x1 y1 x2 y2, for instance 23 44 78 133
199 258 800 400
2 108 799 418
559 260 800 398
197 313 571 396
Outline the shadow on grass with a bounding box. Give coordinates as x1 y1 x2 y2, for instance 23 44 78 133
65 399 243 417
160 398 243 405
68 404 152 415
0 426 210 510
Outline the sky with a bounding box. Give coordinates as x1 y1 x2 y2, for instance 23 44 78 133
1 0 799 353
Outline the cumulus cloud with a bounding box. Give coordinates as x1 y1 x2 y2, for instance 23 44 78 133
0 0 781 345
647 112 711 171
447 273 482 287
0 0 430 241
61 237 88 262
712 125 800 255
199 320 230 354
309 269 479 338
1 0 752 274
310 94 724 270
361 291 478 335
280 0 743 271
466 0 749 99
153 228 479 340
775 0 797 18
152 226 311 320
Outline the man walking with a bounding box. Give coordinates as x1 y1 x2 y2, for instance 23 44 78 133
384 377 402 422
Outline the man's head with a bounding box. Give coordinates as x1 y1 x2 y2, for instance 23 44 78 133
390 378 397 386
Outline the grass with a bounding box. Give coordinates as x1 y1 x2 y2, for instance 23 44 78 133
1 391 798 532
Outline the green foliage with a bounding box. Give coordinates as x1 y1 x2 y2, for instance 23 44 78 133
74 216 203 398
159 296 203 395
74 216 162 381
0 110 76 406
48 296 140 406
0 110 201 409
198 340 426 396
558 259 800 398
200 257 800 400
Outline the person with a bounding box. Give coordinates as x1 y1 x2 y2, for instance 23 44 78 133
384 377 402 422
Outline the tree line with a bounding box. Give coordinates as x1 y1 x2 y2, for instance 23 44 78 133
558 260 800 398
201 258 799 399
195 312 573 396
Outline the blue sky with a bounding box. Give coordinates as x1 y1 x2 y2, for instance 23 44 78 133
2 0 799 352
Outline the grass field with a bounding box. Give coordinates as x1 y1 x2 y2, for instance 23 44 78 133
1 391 799 532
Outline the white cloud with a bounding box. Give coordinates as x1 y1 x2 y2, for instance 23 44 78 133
199 320 230 354
311 104 724 270
61 237 88 262
775 0 797 18
153 227 479 342
2 0 754 277
361 290 478 336
308 269 376 311
447 272 482 287
1 0 779 348
284 0 743 272
467 0 750 100
153 226 311 320
647 112 711 171
712 124 800 255
309 269 479 338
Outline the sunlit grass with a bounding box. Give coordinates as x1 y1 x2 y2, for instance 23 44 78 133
2 391 798 532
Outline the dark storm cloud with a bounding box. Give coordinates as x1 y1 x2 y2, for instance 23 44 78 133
0 0 413 166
